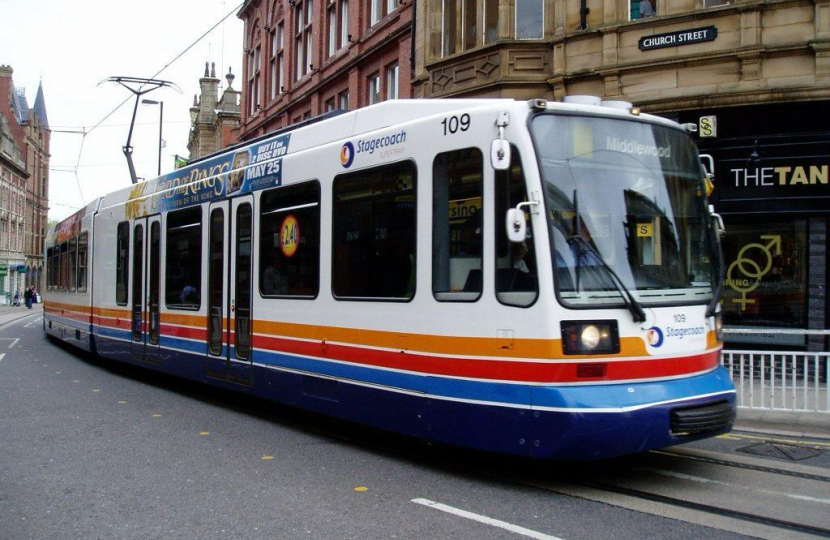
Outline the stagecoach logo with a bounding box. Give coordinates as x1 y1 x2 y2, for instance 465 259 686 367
280 215 300 257
647 326 664 348
341 142 355 168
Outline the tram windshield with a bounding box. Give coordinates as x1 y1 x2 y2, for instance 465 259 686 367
530 114 717 308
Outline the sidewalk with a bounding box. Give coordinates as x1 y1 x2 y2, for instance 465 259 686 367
0 302 42 327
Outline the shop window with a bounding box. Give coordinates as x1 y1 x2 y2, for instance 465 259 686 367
631 0 656 19
116 222 129 305
259 181 321 298
333 161 416 299
166 207 202 310
516 0 544 39
432 148 483 301
496 148 538 307
722 219 808 347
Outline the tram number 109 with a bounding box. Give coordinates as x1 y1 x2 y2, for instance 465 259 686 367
441 114 471 136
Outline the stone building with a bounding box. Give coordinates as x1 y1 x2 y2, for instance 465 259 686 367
236 0 413 140
187 62 242 160
0 65 49 296
0 113 28 303
410 0 829 350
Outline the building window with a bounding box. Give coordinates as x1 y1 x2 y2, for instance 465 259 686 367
631 0 656 19
340 0 350 48
484 0 498 43
325 97 336 112
433 148 483 301
442 0 477 55
270 22 285 99
327 0 350 57
368 72 381 104
386 63 399 100
339 89 350 110
333 161 416 299
295 1 314 80
248 45 262 114
516 0 544 39
370 0 395 26
259 182 321 298
165 207 202 310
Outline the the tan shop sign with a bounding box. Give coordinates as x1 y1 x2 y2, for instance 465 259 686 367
639 26 717 51
730 165 829 187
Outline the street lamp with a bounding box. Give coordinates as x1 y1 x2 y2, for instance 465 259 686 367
141 99 164 177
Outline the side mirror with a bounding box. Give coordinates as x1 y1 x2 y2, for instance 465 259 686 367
506 208 526 243
491 139 511 171
709 204 725 238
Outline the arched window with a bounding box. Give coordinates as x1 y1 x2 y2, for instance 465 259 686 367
247 19 263 115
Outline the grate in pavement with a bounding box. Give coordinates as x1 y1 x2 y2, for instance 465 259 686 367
737 442 823 461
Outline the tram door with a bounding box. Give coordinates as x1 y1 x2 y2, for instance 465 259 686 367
206 196 254 384
131 215 162 363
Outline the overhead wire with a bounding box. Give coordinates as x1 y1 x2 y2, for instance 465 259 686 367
66 1 243 209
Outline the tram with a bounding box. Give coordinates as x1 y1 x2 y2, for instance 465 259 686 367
43 97 735 460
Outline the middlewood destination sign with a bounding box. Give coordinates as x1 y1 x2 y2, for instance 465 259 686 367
639 26 718 51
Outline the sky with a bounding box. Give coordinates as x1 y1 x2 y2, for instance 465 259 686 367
1 0 245 221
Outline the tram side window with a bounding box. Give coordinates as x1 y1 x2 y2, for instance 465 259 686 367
116 222 129 305
68 237 77 292
432 147 483 301
59 242 69 291
77 233 89 292
496 147 538 307
46 247 54 290
332 161 417 300
259 181 321 298
166 207 202 310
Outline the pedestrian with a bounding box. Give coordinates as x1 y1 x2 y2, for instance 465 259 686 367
13 288 20 307
24 287 32 309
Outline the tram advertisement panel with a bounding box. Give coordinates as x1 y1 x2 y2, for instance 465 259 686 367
125 134 291 218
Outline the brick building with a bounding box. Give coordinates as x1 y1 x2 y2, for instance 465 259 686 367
0 65 49 296
236 0 413 140
187 62 242 161
408 0 830 351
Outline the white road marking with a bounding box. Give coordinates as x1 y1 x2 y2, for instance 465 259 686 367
642 468 830 505
8 338 19 348
411 498 565 540
0 353 5 362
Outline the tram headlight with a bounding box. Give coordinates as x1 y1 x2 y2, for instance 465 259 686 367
561 320 619 355
714 312 723 342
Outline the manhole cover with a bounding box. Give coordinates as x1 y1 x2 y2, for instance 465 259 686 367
737 442 823 461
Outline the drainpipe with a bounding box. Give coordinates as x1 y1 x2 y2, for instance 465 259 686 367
580 0 589 30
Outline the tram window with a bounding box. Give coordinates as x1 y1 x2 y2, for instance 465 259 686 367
77 233 88 292
68 237 78 292
59 242 68 291
165 207 202 310
259 181 320 298
432 148 483 301
496 147 538 307
332 161 416 300
116 222 129 305
46 247 54 290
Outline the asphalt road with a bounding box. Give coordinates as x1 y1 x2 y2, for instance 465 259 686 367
0 313 823 540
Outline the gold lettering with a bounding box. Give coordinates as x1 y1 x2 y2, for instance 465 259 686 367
791 166 808 185
810 165 828 185
775 167 791 185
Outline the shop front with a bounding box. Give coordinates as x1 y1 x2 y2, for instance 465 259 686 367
678 101 829 352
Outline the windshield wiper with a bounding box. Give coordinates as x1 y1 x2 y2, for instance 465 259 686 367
567 235 647 323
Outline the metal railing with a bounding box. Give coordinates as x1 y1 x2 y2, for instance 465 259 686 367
721 350 830 413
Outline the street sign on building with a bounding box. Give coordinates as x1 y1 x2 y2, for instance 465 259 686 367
699 116 717 137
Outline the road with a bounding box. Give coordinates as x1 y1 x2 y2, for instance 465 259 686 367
1 312 828 540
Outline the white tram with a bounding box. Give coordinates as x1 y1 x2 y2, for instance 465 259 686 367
44 98 735 459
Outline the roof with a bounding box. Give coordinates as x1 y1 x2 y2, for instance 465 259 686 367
11 88 28 124
31 82 48 129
